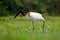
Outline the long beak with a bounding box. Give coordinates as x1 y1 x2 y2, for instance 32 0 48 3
42 21 45 33
14 11 20 18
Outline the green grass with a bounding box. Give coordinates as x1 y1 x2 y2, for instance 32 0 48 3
0 16 60 40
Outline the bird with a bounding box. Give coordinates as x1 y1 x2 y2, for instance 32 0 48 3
14 9 45 32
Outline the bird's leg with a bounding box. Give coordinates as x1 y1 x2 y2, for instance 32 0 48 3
42 21 45 33
32 21 34 32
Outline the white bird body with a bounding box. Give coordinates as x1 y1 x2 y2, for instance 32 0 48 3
26 12 45 21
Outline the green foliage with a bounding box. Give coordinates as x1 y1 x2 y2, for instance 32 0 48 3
0 16 60 40
0 0 60 16
0 5 9 16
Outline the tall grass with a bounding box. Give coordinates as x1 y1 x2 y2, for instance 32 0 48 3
0 16 60 40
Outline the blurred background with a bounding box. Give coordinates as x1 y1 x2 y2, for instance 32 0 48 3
0 0 60 40
0 0 60 16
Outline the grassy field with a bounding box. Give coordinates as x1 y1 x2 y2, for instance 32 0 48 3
0 16 60 40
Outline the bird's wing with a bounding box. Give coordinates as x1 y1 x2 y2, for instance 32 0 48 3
29 12 45 20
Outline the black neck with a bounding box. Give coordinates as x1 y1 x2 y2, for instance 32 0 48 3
19 10 25 16
14 9 25 18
